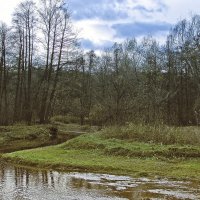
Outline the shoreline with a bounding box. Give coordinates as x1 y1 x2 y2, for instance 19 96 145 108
0 124 200 183
2 145 200 182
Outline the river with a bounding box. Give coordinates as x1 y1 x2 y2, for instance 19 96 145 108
0 163 199 200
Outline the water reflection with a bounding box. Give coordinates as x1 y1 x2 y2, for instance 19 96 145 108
0 163 199 200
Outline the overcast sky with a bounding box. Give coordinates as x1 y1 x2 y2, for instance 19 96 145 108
0 0 200 52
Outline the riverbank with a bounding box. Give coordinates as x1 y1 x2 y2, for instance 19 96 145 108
2 124 200 181
0 123 92 153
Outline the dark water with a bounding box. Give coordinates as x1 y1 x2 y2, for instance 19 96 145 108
0 164 199 200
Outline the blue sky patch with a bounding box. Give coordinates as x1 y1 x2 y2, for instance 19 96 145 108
112 22 172 38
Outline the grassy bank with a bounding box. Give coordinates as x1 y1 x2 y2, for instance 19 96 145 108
2 124 200 181
0 123 92 153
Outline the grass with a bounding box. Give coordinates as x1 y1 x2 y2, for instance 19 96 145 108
62 133 200 158
0 124 49 153
0 123 94 153
2 146 200 180
101 123 200 145
2 124 200 181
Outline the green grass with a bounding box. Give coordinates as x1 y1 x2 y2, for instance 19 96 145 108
62 133 200 158
3 145 200 180
2 125 200 181
0 123 94 153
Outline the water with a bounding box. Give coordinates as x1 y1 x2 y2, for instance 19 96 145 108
0 163 199 200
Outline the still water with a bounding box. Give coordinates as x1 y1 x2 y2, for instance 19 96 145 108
0 163 199 200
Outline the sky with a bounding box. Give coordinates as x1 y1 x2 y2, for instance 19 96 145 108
1 0 200 53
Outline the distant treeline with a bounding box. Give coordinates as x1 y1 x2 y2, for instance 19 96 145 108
0 0 200 126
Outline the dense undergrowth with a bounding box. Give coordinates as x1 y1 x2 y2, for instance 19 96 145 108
100 124 200 145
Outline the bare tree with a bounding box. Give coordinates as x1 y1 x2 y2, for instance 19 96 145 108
12 0 37 124
37 0 77 123
0 23 9 124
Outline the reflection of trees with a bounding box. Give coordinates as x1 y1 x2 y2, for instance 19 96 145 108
14 167 30 188
50 171 55 188
0 166 141 200
0 169 3 199
0 164 5 185
41 171 56 188
25 170 30 186
13 167 57 189
42 171 48 185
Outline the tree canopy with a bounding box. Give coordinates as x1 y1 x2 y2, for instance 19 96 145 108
0 1 200 126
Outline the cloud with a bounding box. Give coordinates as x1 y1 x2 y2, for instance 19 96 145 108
81 39 95 50
1 0 200 53
0 0 40 25
133 5 161 13
0 0 21 24
112 22 172 38
70 0 128 21
82 38 114 50
70 0 170 51
162 0 200 23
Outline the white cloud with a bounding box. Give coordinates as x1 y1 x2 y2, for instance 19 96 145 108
74 18 125 48
2 0 200 52
0 0 22 24
74 19 116 45
162 0 200 23
0 0 40 25
74 0 200 51
72 0 169 50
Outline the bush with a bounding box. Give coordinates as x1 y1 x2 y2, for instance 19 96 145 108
101 123 200 145
89 104 108 125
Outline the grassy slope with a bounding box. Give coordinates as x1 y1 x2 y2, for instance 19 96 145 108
3 125 200 181
0 123 92 153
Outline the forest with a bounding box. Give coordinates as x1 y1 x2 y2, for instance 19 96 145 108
0 0 200 126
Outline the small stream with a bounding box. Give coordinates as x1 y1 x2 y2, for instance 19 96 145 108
0 163 199 200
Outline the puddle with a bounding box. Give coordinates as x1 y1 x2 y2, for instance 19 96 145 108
0 164 199 199
68 172 200 199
